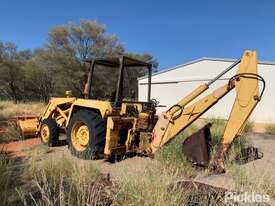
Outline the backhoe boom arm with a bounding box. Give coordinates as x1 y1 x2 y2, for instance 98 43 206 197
151 81 235 153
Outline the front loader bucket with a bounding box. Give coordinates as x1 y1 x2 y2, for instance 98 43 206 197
13 115 40 138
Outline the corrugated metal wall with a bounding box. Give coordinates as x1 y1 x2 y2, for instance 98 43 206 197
138 59 275 123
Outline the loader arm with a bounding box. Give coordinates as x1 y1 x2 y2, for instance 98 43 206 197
150 51 264 172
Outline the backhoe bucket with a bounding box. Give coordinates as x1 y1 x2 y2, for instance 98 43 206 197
14 115 40 138
182 123 212 167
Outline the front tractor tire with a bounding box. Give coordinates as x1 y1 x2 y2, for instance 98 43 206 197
67 110 106 160
40 118 60 146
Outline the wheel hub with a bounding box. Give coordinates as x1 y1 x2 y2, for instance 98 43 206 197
41 124 50 142
72 122 90 151
77 125 89 146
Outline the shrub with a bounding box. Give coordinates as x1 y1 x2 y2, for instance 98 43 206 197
265 123 275 135
205 117 226 148
243 120 254 133
0 121 22 143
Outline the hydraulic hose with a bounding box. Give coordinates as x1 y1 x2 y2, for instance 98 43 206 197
228 73 266 100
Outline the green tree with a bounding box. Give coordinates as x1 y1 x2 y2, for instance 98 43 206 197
39 19 157 98
39 20 124 97
0 42 30 102
23 55 54 102
0 19 158 102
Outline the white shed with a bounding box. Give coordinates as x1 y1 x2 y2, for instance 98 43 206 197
138 57 275 124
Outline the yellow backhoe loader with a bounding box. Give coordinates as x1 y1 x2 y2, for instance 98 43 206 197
19 50 265 173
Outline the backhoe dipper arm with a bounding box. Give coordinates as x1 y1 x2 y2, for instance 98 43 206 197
210 51 264 173
150 51 264 172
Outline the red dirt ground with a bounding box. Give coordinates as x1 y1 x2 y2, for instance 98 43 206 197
0 138 41 157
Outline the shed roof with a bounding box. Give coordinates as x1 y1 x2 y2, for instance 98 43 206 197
138 57 275 81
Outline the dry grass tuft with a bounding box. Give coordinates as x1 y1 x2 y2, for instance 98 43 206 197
0 101 45 121
155 124 198 178
0 149 11 205
113 161 184 206
230 164 275 199
0 148 20 206
21 152 111 206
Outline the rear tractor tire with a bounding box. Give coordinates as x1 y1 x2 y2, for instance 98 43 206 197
40 118 60 147
67 110 106 160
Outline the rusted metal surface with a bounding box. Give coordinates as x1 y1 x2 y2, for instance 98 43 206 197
182 123 212 167
170 180 227 205
10 115 39 121
11 115 40 137
136 113 150 130
235 146 263 164
139 132 152 152
173 180 228 194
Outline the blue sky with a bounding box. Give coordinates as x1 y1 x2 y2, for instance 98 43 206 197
0 0 274 69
